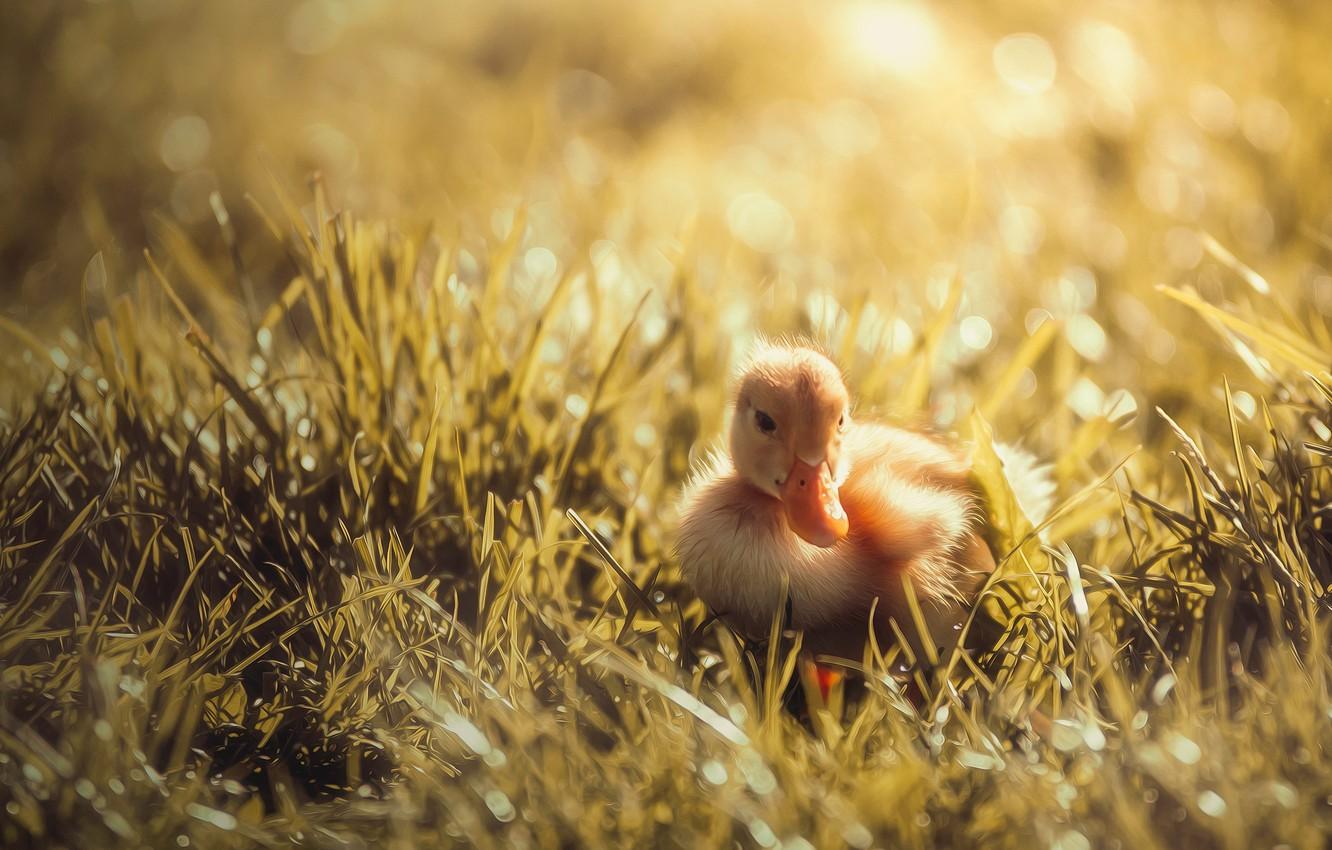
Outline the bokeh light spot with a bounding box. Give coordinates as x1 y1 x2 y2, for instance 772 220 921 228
1241 97 1292 152
727 192 794 254
1189 85 1237 135
999 205 1044 256
159 115 211 172
838 1 940 77
959 315 993 351
288 0 344 55
993 33 1057 94
524 246 559 282
1066 314 1108 362
1066 377 1104 420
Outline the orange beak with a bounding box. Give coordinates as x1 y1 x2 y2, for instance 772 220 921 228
780 458 848 548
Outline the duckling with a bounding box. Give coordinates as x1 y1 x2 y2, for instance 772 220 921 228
675 342 1002 665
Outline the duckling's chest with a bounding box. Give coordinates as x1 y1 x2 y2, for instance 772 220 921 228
678 494 872 637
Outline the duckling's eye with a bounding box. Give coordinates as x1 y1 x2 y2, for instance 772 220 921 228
838 411 846 431
754 409 777 435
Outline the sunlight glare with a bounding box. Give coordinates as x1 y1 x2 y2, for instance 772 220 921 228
839 1 940 77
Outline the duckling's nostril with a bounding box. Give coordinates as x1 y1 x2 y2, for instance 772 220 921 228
798 479 806 487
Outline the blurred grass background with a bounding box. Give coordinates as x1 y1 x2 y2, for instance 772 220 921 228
4 0 1332 847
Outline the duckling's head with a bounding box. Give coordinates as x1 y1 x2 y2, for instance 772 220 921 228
729 343 851 548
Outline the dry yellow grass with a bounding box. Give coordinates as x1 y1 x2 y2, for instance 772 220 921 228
3 1 1332 847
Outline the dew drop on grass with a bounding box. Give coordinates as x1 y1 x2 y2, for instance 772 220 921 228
1051 720 1083 752
1311 420 1332 443
186 803 237 831
957 750 998 770
633 423 657 448
540 337 566 364
1151 674 1176 705
103 811 134 838
1083 723 1106 751
842 822 873 848
198 429 220 456
1054 830 1091 850
484 789 516 823
1231 390 1256 420
565 394 589 418
1164 733 1201 765
1052 667 1072 691
1197 790 1226 817
748 818 777 848
1269 781 1296 808
1055 781 1078 809
738 750 776 795
700 760 728 786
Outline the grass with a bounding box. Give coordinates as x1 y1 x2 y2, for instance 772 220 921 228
4 1 1332 847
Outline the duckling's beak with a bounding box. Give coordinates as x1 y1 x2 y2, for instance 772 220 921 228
780 458 848 548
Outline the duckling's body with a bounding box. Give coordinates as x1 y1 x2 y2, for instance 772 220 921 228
676 344 997 661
